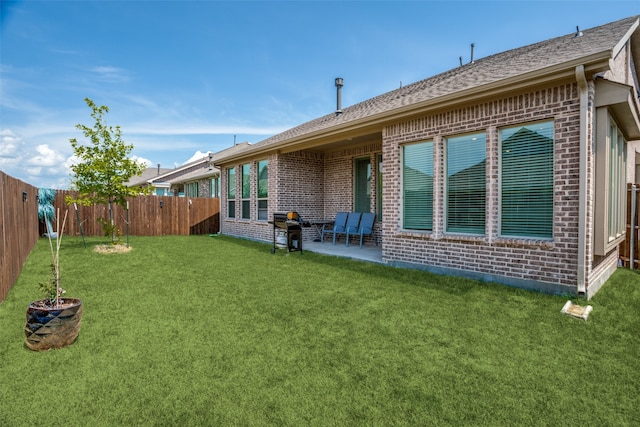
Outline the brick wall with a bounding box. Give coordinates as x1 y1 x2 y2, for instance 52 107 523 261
382 82 584 292
217 78 624 294
276 151 324 218
221 144 385 244
324 143 382 244
221 152 325 243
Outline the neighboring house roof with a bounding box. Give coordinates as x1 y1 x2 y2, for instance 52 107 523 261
127 166 173 187
126 142 252 188
149 156 212 184
215 16 639 164
165 166 219 184
210 141 253 161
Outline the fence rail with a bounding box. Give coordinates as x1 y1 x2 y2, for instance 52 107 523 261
0 175 220 304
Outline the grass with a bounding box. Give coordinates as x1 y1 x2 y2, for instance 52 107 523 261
1 235 639 426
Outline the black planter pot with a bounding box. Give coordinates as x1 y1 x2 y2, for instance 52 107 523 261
25 298 83 351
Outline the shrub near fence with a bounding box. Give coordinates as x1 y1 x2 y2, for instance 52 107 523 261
54 190 220 237
0 172 40 303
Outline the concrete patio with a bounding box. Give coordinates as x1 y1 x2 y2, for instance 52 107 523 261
301 240 383 264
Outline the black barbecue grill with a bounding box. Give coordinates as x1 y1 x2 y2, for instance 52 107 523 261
271 212 303 254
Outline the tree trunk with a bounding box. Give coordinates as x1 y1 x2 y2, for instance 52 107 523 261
108 197 115 243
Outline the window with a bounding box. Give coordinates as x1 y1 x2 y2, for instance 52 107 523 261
594 111 627 255
500 121 554 238
227 167 236 218
446 132 486 234
607 123 626 240
257 160 268 220
186 181 199 198
355 157 371 212
210 177 220 198
241 163 251 219
403 141 433 230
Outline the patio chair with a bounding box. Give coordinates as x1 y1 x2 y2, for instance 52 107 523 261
320 212 348 244
335 212 361 245
346 212 376 248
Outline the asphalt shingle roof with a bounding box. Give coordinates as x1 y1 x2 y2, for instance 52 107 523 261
220 16 639 160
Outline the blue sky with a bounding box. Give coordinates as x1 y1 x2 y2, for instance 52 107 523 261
1 0 638 189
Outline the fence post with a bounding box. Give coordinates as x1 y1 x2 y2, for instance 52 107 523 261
126 200 130 247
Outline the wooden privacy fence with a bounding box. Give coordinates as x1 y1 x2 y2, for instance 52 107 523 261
0 172 40 303
53 191 220 238
621 183 640 268
0 179 220 304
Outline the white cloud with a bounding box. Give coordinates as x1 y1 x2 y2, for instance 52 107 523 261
183 150 211 164
25 166 42 176
0 129 23 158
28 144 66 167
91 65 130 83
131 155 152 167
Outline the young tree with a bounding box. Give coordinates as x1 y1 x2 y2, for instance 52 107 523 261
67 98 151 243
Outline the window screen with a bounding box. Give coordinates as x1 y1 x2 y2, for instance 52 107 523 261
501 121 553 238
403 141 433 230
447 133 486 234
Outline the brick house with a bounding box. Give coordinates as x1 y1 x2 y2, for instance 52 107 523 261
132 155 219 197
128 143 251 197
213 16 640 298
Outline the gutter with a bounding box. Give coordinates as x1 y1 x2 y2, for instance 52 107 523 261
575 65 588 296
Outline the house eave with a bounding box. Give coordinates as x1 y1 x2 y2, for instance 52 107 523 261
595 79 640 140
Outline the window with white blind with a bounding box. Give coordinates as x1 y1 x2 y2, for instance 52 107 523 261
446 133 486 234
607 122 626 241
403 141 433 230
500 121 554 239
594 110 627 255
592 79 637 256
227 167 236 218
210 177 220 198
241 163 251 219
257 160 268 221
186 181 199 198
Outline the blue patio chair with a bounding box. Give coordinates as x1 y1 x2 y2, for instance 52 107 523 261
347 212 376 248
320 212 348 244
336 212 361 245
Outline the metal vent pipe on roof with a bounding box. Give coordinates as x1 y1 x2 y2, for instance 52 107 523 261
335 77 343 115
470 43 475 64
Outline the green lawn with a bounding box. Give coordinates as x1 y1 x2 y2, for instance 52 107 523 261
1 235 639 426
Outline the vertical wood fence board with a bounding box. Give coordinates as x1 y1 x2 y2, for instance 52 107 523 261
0 172 39 303
1 181 220 304
52 191 219 238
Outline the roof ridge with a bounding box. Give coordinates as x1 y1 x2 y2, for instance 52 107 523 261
341 15 640 114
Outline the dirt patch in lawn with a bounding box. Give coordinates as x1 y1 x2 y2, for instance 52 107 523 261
94 244 132 254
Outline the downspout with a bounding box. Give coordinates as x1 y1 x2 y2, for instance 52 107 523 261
576 65 588 296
